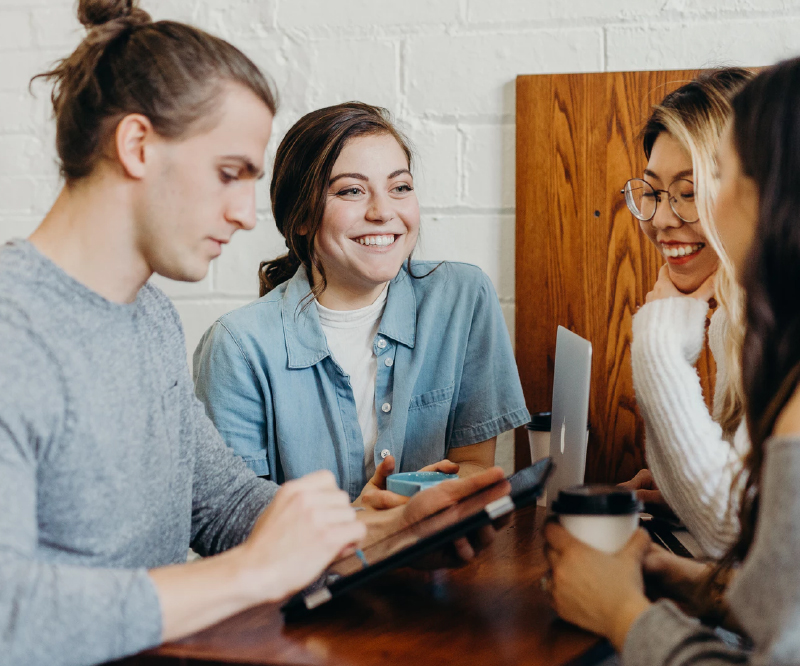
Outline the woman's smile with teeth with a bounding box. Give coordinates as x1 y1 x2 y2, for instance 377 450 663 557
660 242 704 258
355 234 397 247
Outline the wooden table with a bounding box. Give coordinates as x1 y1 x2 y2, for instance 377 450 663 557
119 506 610 666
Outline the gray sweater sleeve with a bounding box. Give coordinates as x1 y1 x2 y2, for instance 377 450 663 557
0 320 162 666
623 601 749 666
153 296 280 557
624 435 800 666
187 389 279 556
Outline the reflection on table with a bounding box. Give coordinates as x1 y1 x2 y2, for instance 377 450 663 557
116 505 609 666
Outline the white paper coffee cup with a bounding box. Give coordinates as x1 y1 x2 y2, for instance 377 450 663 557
526 413 552 508
551 485 642 553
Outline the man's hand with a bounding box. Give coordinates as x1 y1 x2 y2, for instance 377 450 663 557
354 455 460 510
646 265 716 303
151 470 366 643
618 469 665 505
238 470 367 602
545 522 652 652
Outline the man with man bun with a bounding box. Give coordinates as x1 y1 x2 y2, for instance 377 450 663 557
0 2 505 664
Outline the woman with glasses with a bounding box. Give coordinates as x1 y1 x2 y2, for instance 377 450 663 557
619 68 753 557
545 55 800 665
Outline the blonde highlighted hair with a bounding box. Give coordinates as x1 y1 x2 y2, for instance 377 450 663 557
642 68 753 436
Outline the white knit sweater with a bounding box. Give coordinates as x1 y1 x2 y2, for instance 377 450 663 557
631 298 749 558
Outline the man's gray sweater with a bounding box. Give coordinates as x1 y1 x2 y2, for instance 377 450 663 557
0 240 278 666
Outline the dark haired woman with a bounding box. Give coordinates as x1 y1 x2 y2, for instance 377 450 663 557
194 103 529 507
544 56 800 663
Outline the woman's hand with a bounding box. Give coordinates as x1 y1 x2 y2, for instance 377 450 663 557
353 455 460 510
399 466 508 566
617 469 665 505
357 466 508 566
646 265 716 303
545 522 652 652
642 543 713 610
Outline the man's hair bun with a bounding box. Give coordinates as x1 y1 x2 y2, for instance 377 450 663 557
78 0 151 29
35 0 275 182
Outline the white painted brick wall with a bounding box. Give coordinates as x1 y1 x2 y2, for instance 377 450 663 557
3 0 800 471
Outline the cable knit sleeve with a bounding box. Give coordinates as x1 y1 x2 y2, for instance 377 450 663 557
631 298 744 558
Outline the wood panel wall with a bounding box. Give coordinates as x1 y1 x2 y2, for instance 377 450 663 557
514 70 716 483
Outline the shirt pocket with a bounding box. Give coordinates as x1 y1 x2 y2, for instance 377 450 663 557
408 383 455 411
405 383 455 465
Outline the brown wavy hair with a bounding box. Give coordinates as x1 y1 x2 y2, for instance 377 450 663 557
700 59 800 615
729 58 800 560
259 102 415 299
33 0 277 183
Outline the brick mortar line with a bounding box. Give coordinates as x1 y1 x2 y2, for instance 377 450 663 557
601 26 608 73
0 118 519 129
447 10 800 31
9 11 800 48
223 11 800 39
261 25 603 41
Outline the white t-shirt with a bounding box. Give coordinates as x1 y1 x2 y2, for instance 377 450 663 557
316 286 388 477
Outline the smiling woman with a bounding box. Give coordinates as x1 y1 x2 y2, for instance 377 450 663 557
193 102 530 507
310 132 420 309
545 54 800 666
626 132 717 289
619 68 754 558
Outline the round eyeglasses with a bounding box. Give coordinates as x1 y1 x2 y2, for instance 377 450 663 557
621 178 699 224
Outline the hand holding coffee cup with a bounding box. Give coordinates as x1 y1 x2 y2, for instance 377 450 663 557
551 485 642 553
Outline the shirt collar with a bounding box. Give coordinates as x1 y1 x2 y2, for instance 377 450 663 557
379 265 417 349
281 267 330 369
281 264 418 369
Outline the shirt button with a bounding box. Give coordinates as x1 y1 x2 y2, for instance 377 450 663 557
377 339 387 349
380 449 391 459
381 402 392 413
384 357 394 367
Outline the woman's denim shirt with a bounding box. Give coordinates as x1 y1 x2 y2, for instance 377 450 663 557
193 261 529 501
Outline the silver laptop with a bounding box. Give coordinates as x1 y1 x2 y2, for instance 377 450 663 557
542 326 704 557
545 326 592 504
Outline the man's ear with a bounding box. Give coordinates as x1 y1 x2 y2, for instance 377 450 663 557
115 114 154 180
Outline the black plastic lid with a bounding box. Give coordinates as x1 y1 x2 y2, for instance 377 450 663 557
525 411 552 432
551 485 642 516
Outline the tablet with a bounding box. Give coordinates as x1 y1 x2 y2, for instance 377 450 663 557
281 457 554 621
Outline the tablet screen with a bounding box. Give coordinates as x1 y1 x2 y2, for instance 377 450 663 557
284 458 553 616
329 458 552 578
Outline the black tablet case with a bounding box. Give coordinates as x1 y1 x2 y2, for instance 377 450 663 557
282 457 554 621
